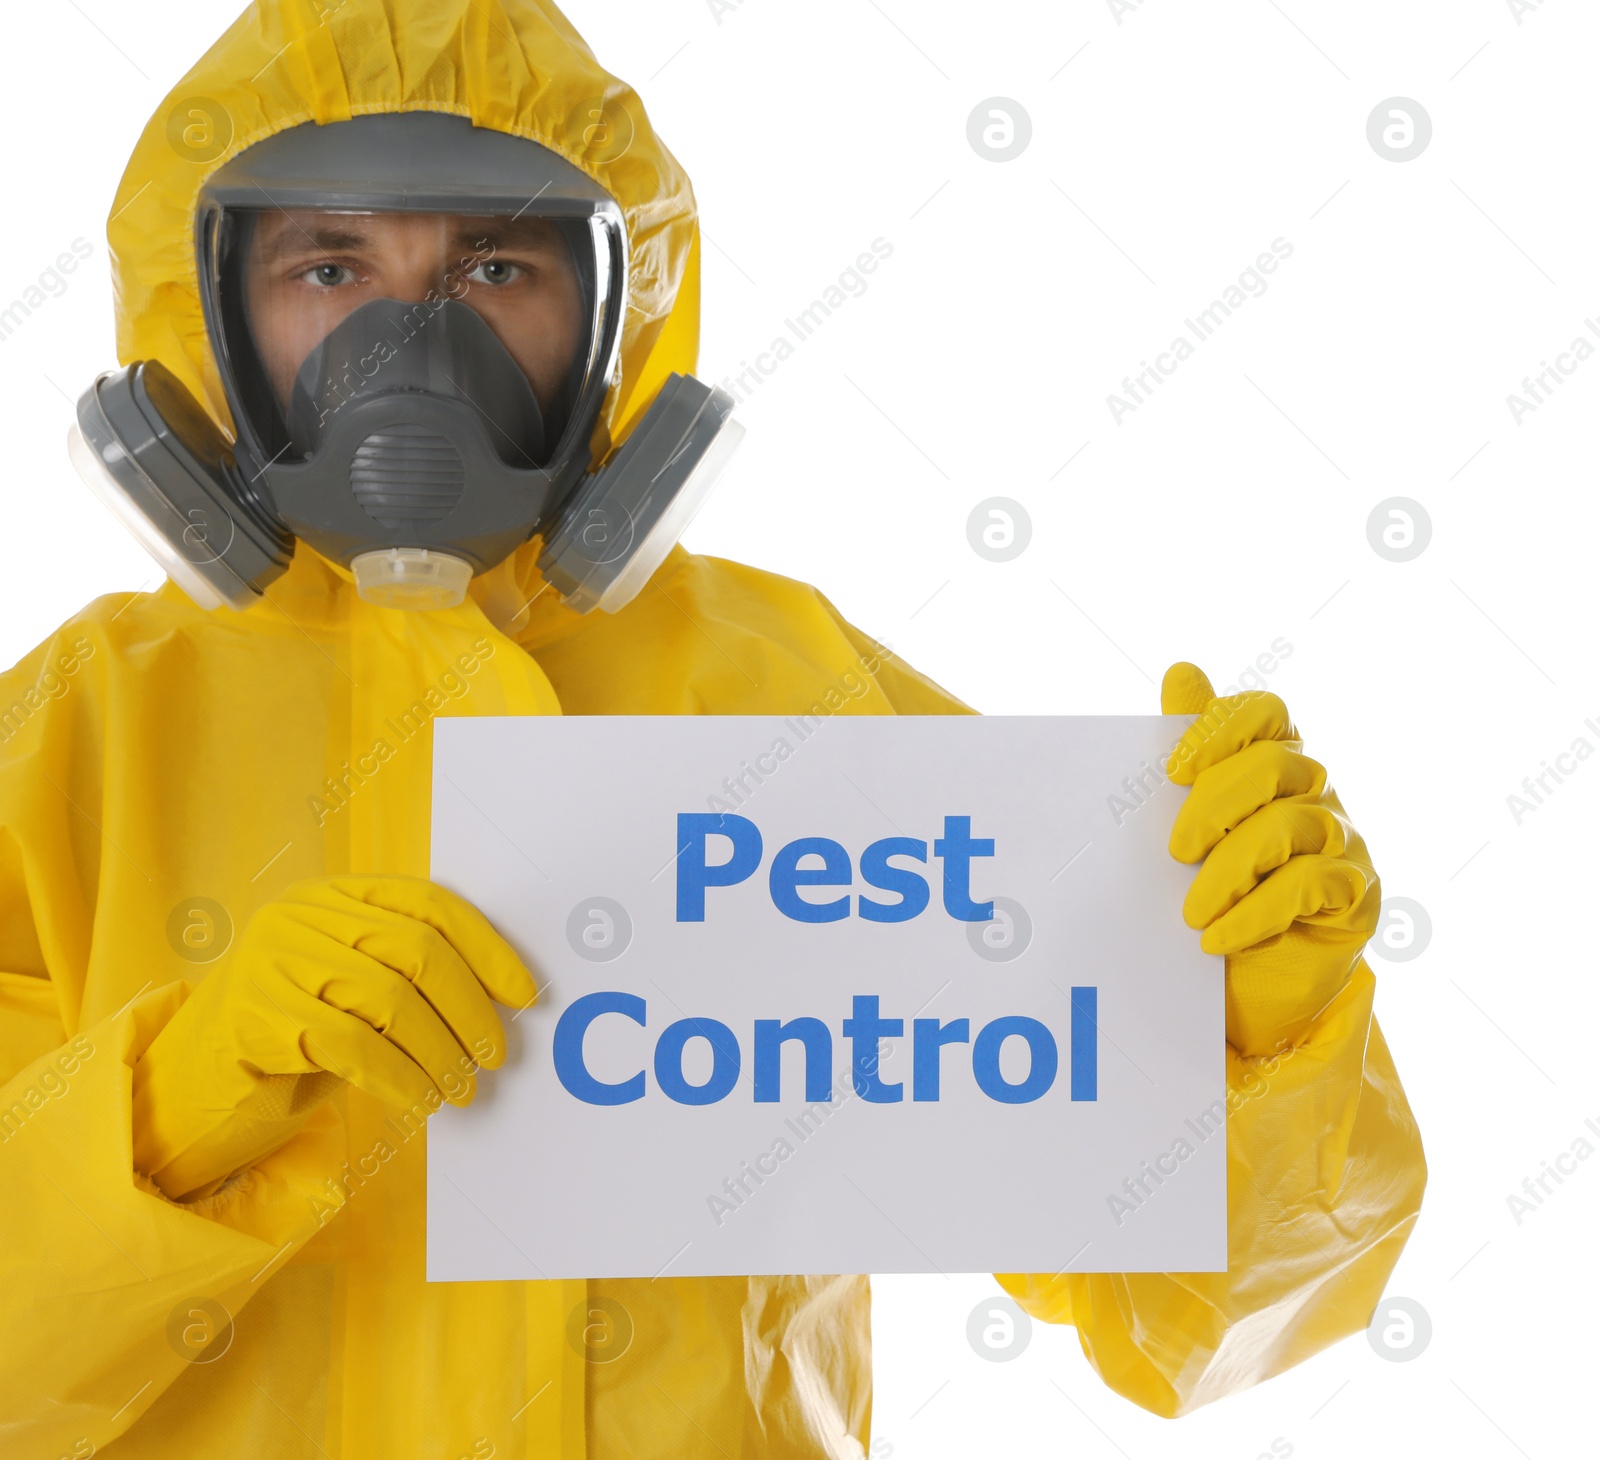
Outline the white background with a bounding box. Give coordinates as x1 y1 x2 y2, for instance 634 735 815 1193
1 0 1593 1455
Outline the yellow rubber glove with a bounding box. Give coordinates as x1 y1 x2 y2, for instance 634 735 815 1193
131 875 537 1201
1162 663 1380 1056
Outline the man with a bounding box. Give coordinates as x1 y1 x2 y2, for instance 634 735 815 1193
0 1 1424 1455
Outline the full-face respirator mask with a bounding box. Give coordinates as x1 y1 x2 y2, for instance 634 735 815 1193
69 112 742 614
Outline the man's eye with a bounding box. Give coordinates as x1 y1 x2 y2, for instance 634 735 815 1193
298 263 356 287
468 260 524 286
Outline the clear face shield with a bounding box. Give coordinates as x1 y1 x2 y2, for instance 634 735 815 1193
211 203 619 605
71 113 741 613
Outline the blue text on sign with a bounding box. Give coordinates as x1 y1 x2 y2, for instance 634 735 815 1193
676 812 996 923
552 989 1099 1107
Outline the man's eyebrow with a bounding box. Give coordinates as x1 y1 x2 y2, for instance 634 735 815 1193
453 219 569 252
255 223 371 262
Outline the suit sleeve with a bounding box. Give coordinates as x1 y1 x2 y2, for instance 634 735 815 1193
0 626 340 1457
996 964 1425 1416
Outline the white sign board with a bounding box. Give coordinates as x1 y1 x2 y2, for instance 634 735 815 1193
428 715 1224 1280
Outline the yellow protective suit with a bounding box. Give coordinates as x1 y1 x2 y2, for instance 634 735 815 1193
0 1 1425 1454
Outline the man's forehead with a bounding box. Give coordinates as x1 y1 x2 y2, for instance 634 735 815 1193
250 210 570 255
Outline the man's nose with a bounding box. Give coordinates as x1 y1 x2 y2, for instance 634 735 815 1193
388 259 454 303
